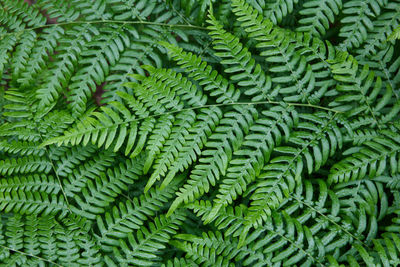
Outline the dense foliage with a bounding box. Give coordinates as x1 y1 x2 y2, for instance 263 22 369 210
0 0 400 266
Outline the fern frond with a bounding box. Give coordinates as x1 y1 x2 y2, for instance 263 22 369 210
0 139 45 156
187 200 248 238
17 26 64 88
375 174 400 190
328 51 399 126
42 94 151 156
143 114 175 173
205 105 298 222
335 179 388 222
244 112 342 231
70 155 144 219
0 174 60 195
251 179 372 263
231 0 331 104
96 178 181 251
356 45 400 100
329 129 400 183
171 231 257 267
145 110 196 190
0 89 36 119
338 0 388 50
37 0 81 22
160 107 222 193
101 42 163 103
0 35 18 80
388 26 400 41
62 148 116 196
351 233 400 266
110 212 186 266
145 65 208 107
36 24 98 109
1 0 47 27
67 24 134 116
71 0 112 21
10 30 36 82
355 1 400 58
0 5 26 31
51 144 98 177
207 12 275 101
248 0 300 25
0 191 67 217
167 106 258 216
162 257 198 267
297 0 342 36
160 41 241 103
0 155 52 176
1 0 399 265
107 0 157 21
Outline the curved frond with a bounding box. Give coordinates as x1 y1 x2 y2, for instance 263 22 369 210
297 0 342 36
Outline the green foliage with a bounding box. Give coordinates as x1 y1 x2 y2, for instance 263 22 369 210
389 26 400 41
0 0 399 265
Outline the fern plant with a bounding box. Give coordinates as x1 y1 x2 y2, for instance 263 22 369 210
1 0 400 266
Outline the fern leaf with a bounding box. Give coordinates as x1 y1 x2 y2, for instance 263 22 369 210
231 0 330 104
36 24 98 108
37 0 81 22
168 106 258 216
127 75 184 114
0 191 67 217
328 51 399 126
329 130 400 183
70 155 144 219
205 105 298 223
1 0 47 27
1 1 399 265
0 139 45 156
244 112 342 231
335 179 388 222
10 30 37 82
143 114 175 174
107 0 157 20
0 155 52 176
355 1 400 58
357 46 400 99
248 0 300 25
67 24 133 116
146 110 196 190
63 149 116 196
207 12 275 101
162 107 222 193
297 0 342 36
71 0 112 21
0 174 60 195
162 257 198 267
52 144 99 177
145 66 208 107
388 26 400 41
111 212 186 266
375 174 400 190
42 97 151 156
172 230 267 267
0 35 18 80
338 0 388 50
187 200 249 238
96 179 181 251
101 42 163 104
160 41 241 103
17 26 64 87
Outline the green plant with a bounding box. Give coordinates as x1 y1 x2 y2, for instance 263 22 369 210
0 0 400 266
